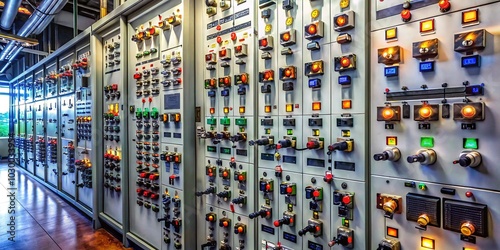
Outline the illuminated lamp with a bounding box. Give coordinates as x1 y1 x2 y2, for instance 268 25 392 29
307 24 317 35
231 32 237 41
260 38 268 47
223 107 229 114
421 237 435 249
382 107 395 120
461 222 475 236
312 62 321 72
336 15 347 27
387 227 398 238
219 49 227 57
282 32 290 41
210 108 215 114
239 106 245 114
462 10 479 25
385 28 397 40
420 19 435 33
419 106 433 119
461 105 477 119
286 104 293 112
312 102 321 111
340 57 351 68
265 106 272 113
342 100 352 109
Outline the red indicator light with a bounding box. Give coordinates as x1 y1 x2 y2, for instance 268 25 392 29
401 9 411 22
274 220 281 227
313 190 320 197
284 68 292 77
342 195 351 204
336 15 346 27
266 184 271 191
282 32 290 41
231 32 237 41
224 77 230 85
219 49 226 57
238 175 245 181
260 38 268 47
217 36 222 44
235 45 242 52
286 187 293 194
439 0 451 12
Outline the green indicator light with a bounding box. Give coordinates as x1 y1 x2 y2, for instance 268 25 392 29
287 129 293 135
418 183 427 190
235 118 247 126
420 137 434 148
220 118 231 126
463 138 478 149
207 146 217 152
207 118 217 125
204 79 211 89
265 128 271 134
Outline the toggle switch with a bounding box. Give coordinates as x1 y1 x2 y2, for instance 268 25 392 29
454 151 481 168
407 149 437 165
298 219 322 237
273 211 295 227
249 205 272 219
373 147 401 162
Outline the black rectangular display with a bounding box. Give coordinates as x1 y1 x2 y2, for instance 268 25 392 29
283 232 297 243
419 61 435 72
173 133 182 138
207 146 217 153
236 149 247 156
334 161 355 171
164 93 181 110
261 153 274 161
283 118 296 126
282 155 296 164
461 55 481 68
220 147 231 154
164 132 172 138
308 241 323 250
307 158 325 167
261 224 275 235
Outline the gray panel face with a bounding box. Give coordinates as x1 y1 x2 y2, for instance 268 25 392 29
59 52 76 95
34 101 45 180
102 31 124 225
370 1 500 249
45 63 58 99
45 98 59 187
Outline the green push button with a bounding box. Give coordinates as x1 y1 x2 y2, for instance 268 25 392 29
136 108 142 119
143 108 150 119
207 118 217 125
151 108 159 119
220 118 230 126
420 137 434 148
235 118 247 126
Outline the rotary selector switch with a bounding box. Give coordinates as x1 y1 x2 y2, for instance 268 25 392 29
373 147 401 162
455 151 482 168
406 149 437 165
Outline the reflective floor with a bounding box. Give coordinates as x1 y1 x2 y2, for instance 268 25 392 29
0 161 129 250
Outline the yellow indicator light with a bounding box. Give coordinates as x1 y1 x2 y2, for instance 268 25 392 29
210 108 215 114
265 106 272 113
312 129 320 136
420 19 435 33
385 28 397 40
286 104 294 112
463 248 475 250
239 106 245 114
265 24 272 33
174 114 181 122
265 128 271 135
342 100 352 109
461 105 476 119
386 227 398 238
312 102 321 111
421 237 435 249
340 0 349 9
462 9 479 24
311 9 320 19
286 17 294 26
419 106 433 119
341 130 351 137
386 136 397 146
223 107 229 114
382 107 395 120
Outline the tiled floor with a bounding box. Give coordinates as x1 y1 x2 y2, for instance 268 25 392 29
0 162 130 250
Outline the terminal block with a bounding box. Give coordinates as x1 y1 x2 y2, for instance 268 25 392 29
373 147 401 162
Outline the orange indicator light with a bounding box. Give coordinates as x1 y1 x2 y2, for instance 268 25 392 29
420 19 435 33
308 24 317 35
342 100 352 109
461 105 476 119
265 106 272 113
336 16 346 27
382 107 395 120
341 57 351 68
239 106 245 114
223 107 230 114
210 108 215 114
387 227 398 238
282 32 290 41
312 102 321 111
462 10 479 24
421 237 435 249
419 106 433 119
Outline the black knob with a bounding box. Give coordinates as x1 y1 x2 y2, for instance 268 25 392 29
459 154 472 167
407 154 425 163
298 225 315 236
249 209 266 219
216 191 230 198
373 152 389 161
231 196 246 204
278 139 292 148
328 141 348 152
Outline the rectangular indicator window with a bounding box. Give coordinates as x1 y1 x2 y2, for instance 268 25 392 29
342 100 352 109
283 232 297 243
308 78 321 88
465 85 484 95
308 241 323 250
384 66 399 77
463 138 478 149
235 118 247 126
338 75 352 85
286 104 294 112
341 130 351 137
387 227 399 238
239 106 245 113
462 9 479 25
386 136 397 146
420 137 434 148
282 155 297 164
287 129 293 135
307 158 325 167
207 118 217 125
312 102 322 111
207 146 217 152
209 108 215 114
385 28 397 40
461 55 480 68
261 153 275 161
265 105 272 113
265 128 271 134
419 61 435 72
261 225 275 235
421 237 435 249
220 147 231 154
420 19 435 33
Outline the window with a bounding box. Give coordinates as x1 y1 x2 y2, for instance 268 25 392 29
0 85 10 137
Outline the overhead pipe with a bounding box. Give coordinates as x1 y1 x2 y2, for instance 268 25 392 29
0 0 68 62
1 0 23 30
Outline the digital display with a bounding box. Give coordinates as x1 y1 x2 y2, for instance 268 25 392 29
207 90 216 97
308 78 321 88
338 75 352 85
221 89 230 96
207 146 217 152
461 55 480 68
236 149 247 156
261 153 274 161
261 225 275 235
419 61 435 72
173 133 182 138
384 66 399 77
283 232 297 243
220 147 231 154
164 132 172 138
164 93 181 109
307 158 325 167
308 241 324 250
283 155 297 164
465 85 484 95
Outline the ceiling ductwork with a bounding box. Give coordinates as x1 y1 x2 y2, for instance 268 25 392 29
0 0 69 72
1 0 23 30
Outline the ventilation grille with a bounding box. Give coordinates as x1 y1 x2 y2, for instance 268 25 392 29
406 193 440 227
443 199 488 237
